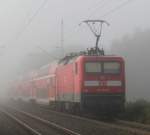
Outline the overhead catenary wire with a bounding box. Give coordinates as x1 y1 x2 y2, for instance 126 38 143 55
100 0 137 18
36 45 59 60
88 0 113 19
0 0 49 57
87 0 108 12
15 0 49 41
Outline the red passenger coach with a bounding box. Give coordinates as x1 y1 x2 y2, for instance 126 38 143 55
31 63 57 104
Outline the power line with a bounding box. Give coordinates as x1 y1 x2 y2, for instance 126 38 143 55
1 0 49 56
36 45 59 60
101 0 136 18
15 0 49 41
87 0 107 12
61 19 65 57
88 0 112 19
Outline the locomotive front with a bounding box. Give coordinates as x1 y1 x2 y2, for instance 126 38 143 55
77 55 125 113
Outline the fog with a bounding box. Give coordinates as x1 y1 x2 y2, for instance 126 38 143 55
0 0 149 101
111 29 150 101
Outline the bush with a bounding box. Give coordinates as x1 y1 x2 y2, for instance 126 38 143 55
120 100 150 124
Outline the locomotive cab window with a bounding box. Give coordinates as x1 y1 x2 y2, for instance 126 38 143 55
85 62 102 73
103 62 120 74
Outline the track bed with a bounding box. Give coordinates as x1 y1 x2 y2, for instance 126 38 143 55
6 101 150 135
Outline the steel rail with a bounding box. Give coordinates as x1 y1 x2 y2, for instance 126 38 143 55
0 109 41 135
7 107 81 135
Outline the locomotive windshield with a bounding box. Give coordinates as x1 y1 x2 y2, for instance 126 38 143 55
103 62 120 74
85 62 102 73
85 61 120 74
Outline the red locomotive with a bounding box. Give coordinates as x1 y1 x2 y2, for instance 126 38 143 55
55 53 125 113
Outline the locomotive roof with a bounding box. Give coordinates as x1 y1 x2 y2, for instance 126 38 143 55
58 47 124 65
58 54 123 66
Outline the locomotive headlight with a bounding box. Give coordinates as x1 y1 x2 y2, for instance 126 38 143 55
107 80 122 86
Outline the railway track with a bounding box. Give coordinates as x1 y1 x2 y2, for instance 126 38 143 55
32 103 150 133
0 110 33 135
8 102 150 135
0 109 41 135
1 106 80 135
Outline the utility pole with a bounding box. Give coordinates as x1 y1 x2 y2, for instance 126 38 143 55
61 19 65 57
82 20 109 55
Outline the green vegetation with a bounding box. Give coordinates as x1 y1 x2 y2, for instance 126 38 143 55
120 100 150 124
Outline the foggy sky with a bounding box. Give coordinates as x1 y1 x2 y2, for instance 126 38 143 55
111 29 150 101
0 0 150 99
